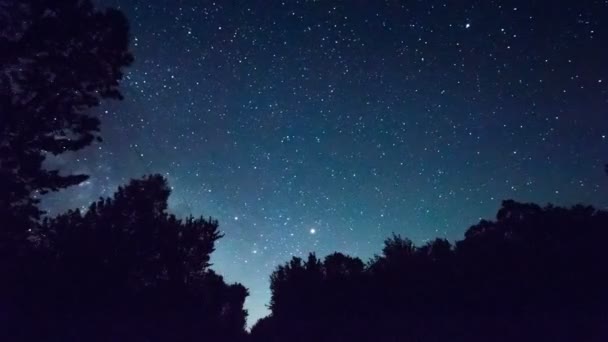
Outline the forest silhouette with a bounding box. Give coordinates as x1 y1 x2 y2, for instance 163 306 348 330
251 201 608 341
1 1 607 341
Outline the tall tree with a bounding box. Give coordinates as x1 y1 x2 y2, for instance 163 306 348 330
0 0 133 247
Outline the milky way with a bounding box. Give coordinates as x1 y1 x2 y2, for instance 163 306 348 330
44 0 608 326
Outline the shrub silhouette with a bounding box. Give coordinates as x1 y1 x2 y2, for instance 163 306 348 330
252 200 608 342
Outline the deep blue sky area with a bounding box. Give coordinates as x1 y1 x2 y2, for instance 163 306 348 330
44 0 608 326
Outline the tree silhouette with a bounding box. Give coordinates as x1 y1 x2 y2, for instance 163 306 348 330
5 175 248 341
0 2 252 340
252 200 608 342
0 0 133 248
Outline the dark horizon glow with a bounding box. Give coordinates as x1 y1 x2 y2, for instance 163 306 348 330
44 0 608 326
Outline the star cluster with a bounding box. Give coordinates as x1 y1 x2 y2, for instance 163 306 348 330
45 0 608 326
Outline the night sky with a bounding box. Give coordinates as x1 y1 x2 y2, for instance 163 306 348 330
44 0 608 326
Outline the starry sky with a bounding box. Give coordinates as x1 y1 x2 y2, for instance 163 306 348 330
44 0 608 326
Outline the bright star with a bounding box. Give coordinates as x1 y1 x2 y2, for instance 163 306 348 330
309 228 316 235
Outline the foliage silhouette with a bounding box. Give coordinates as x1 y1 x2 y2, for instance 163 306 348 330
251 200 608 342
0 0 133 248
0 2 250 340
4 175 249 341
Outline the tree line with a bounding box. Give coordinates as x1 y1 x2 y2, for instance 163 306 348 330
1 1 607 341
251 200 608 341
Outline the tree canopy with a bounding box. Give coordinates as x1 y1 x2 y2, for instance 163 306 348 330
0 0 133 243
0 2 249 341
6 175 249 341
252 200 608 342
